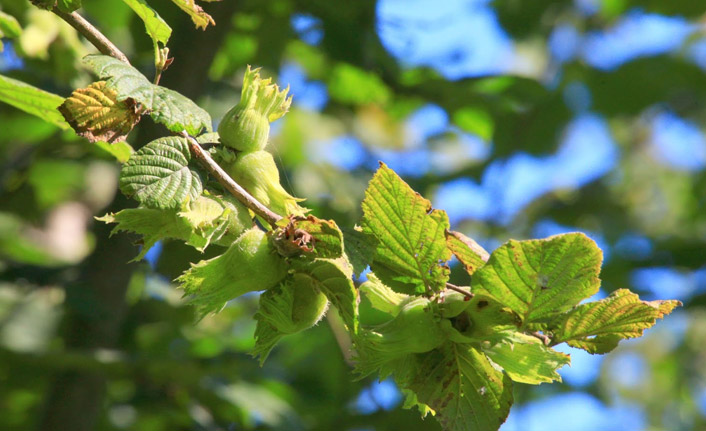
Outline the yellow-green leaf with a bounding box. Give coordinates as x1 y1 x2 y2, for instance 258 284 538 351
0 74 68 129
59 81 141 143
121 0 172 47
446 230 489 276
169 0 215 30
472 233 603 324
550 289 681 354
362 163 452 295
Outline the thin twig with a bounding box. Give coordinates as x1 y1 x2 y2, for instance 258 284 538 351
182 132 283 227
530 331 551 346
52 8 130 64
445 283 474 299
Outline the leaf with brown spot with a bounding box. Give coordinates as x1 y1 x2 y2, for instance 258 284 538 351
59 81 140 143
169 0 215 29
446 230 489 275
550 289 681 354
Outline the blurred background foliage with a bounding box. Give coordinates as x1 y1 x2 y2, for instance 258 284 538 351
0 0 705 430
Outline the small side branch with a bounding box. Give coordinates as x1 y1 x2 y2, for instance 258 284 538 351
445 283 474 299
183 132 283 227
52 8 130 64
530 331 551 346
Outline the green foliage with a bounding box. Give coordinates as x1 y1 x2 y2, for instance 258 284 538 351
0 3 688 431
0 74 68 129
472 233 603 324
119 136 203 209
549 289 681 354
120 0 171 48
177 228 287 318
361 163 452 295
83 54 212 135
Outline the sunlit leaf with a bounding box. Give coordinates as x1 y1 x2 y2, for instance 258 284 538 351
472 233 603 324
83 54 212 135
446 230 489 276
59 81 141 143
121 0 172 47
0 74 68 129
362 162 452 295
550 289 681 354
483 331 570 385
95 141 134 163
169 0 215 30
0 11 22 38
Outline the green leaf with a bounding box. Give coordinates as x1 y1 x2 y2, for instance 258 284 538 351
341 226 376 278
83 54 212 135
361 162 452 295
177 228 288 318
119 136 203 209
0 74 68 129
402 343 513 431
472 233 603 324
452 106 494 141
328 63 391 105
121 0 172 47
56 0 81 13
0 11 22 38
359 273 407 317
97 207 191 261
195 131 219 144
446 230 489 276
272 215 343 258
58 81 141 143
483 331 570 385
291 258 358 333
95 141 134 163
550 289 681 354
169 0 214 29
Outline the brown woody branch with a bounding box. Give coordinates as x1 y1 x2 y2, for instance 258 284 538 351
52 8 130 64
445 283 474 299
182 132 283 227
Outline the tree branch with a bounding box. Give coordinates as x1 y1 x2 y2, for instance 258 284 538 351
52 8 130 64
182 132 283 227
445 283 474 299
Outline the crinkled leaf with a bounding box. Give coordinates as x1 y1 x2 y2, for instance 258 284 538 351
272 215 343 258
83 54 212 135
291 258 358 333
59 81 140 143
169 0 215 29
342 226 376 278
95 141 134 163
401 343 514 431
550 289 681 354
483 331 570 385
120 136 203 209
0 11 22 38
97 208 191 261
56 0 81 13
362 162 452 295
446 230 489 275
0 74 68 129
121 0 172 47
472 233 603 324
